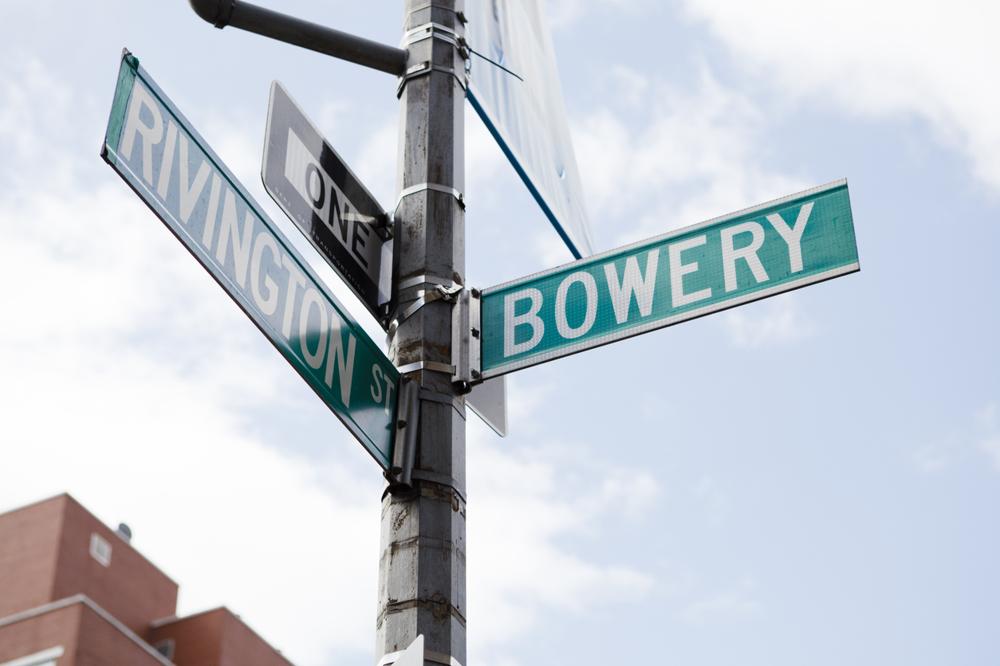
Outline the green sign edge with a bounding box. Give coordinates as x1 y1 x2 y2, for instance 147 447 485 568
100 50 398 469
480 180 859 378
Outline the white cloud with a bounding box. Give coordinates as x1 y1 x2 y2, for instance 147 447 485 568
913 437 959 474
597 468 660 520
467 381 657 658
912 404 1000 474
722 294 814 349
976 403 1000 470
504 379 554 425
981 436 1000 470
683 0 1000 192
693 475 730 527
544 0 652 29
679 578 763 624
572 68 806 249
531 227 578 267
976 403 997 430
468 421 656 653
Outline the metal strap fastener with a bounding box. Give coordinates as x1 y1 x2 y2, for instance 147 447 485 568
389 282 464 335
412 468 467 503
396 360 456 375
397 60 468 97
377 647 463 666
395 182 465 213
401 22 470 61
396 274 455 292
419 386 466 421
402 22 458 45
395 290 436 325
387 274 460 334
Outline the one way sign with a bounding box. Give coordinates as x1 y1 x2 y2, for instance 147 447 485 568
263 81 392 324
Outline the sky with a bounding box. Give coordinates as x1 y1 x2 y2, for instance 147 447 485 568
1 1 999 665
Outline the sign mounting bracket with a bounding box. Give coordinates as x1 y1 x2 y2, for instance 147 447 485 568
388 283 463 336
395 182 466 211
397 61 469 97
387 377 420 488
451 288 482 388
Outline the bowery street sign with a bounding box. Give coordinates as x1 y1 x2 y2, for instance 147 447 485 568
478 180 859 378
101 51 399 468
263 81 392 324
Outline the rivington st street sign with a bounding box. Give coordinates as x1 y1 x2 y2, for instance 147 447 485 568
101 52 399 469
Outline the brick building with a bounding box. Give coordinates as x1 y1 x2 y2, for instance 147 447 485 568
0 494 293 666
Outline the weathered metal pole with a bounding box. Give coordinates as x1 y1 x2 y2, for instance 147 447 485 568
378 0 467 664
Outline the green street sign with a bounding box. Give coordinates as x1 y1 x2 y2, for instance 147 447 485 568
101 51 399 468
479 180 859 378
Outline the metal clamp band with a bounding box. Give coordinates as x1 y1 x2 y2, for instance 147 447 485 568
419 388 457 405
396 360 456 375
402 22 459 44
387 297 424 335
396 274 456 291
388 283 463 335
418 387 466 421
412 469 467 503
397 60 468 97
401 23 470 62
395 182 465 212
402 32 457 49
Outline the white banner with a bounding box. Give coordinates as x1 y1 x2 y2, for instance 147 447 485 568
465 0 595 259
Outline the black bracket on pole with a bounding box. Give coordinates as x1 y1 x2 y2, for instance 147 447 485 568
188 0 409 76
386 377 420 491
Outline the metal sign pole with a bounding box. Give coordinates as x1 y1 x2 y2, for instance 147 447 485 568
377 0 468 664
185 1 468 661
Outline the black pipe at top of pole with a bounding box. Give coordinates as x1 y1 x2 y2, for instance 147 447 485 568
188 0 409 76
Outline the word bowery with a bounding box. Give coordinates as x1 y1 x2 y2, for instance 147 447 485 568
479 181 859 377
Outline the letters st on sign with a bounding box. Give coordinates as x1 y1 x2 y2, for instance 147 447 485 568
263 82 392 326
101 52 399 469
475 181 859 379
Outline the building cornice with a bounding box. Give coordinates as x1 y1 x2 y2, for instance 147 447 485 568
0 595 174 666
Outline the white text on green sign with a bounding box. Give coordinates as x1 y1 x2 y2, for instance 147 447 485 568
480 181 858 377
101 53 398 468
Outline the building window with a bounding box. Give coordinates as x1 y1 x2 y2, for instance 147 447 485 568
0 646 65 666
89 533 112 567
